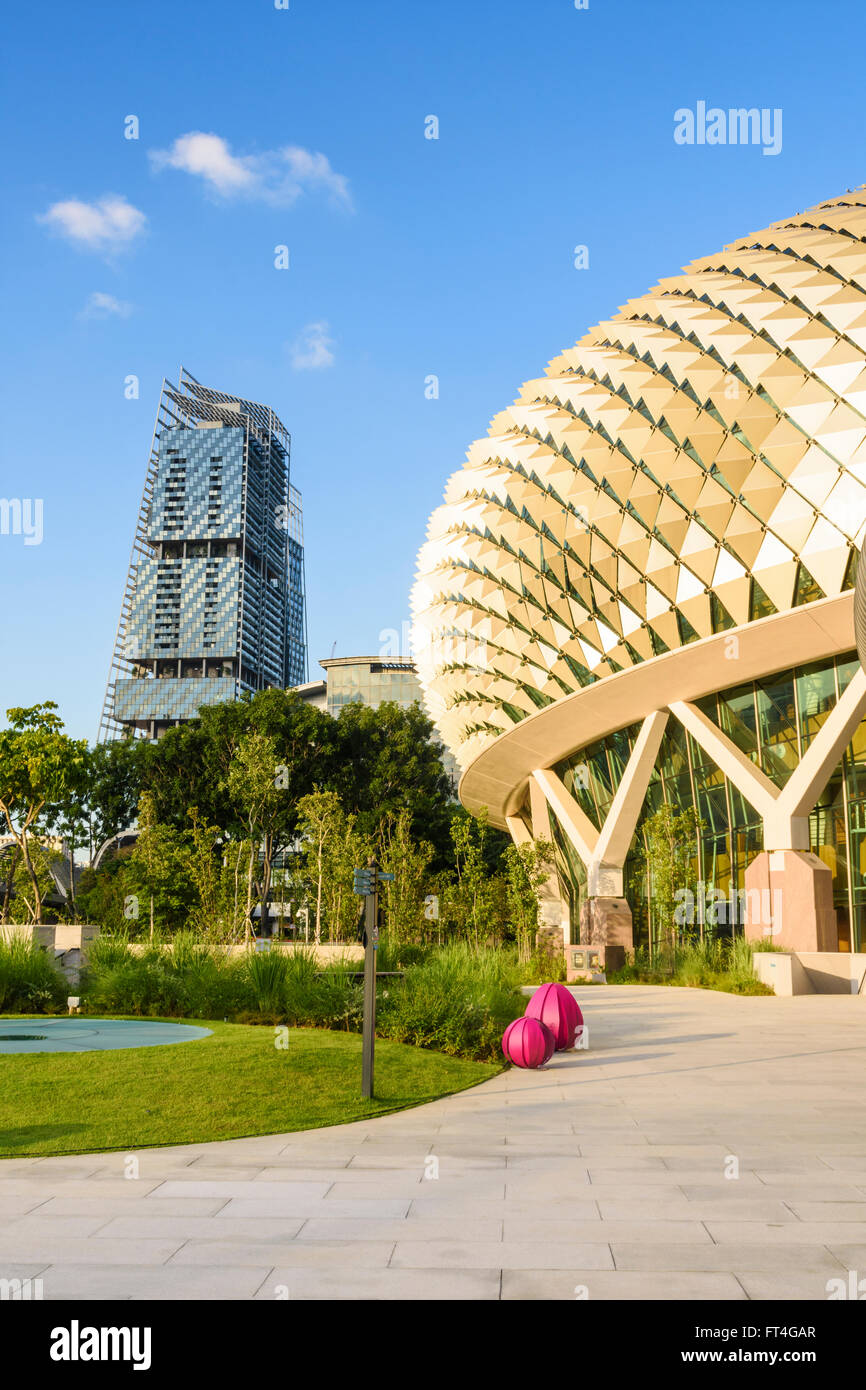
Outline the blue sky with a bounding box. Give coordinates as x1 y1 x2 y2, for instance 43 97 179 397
1 0 864 741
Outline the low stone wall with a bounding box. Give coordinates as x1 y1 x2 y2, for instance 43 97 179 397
752 950 866 996
1 923 99 986
126 939 365 966
2 924 364 978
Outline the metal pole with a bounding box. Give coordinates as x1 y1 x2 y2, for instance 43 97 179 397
361 881 378 1099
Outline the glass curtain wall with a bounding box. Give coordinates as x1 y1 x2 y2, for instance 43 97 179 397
552 652 866 952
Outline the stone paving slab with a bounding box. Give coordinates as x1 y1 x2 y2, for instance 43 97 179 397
501 1270 748 1300
252 1268 501 1300
2 985 865 1300
167 1238 396 1268
36 1264 272 1301
390 1240 616 1270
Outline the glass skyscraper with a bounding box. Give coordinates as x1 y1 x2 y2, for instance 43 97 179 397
100 368 307 740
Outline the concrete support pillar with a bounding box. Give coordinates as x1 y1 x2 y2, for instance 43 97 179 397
505 807 570 954
528 776 573 944
578 897 632 972
532 711 668 974
672 668 866 952
744 850 838 952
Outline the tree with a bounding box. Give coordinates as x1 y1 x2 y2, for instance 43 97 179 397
638 803 704 957
225 730 286 939
332 700 455 865
2 840 60 925
377 808 434 945
503 838 556 963
186 810 250 940
0 703 89 923
295 789 347 943
125 791 195 935
80 737 148 862
146 689 336 840
445 807 500 947
321 810 370 942
75 851 136 932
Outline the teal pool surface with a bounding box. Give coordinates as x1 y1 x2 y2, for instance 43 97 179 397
0 1019 212 1054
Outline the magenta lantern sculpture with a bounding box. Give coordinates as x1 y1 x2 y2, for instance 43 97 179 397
525 982 583 1050
502 1016 555 1069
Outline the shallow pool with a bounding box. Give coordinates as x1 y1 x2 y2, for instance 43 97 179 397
0 1018 212 1054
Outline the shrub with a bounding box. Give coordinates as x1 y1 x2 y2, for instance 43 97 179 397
607 935 773 995
378 942 522 1061
69 934 526 1060
80 955 186 1017
245 948 292 1014
85 929 136 972
0 936 67 1013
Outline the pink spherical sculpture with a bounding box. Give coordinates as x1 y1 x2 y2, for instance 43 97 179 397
525 982 583 1050
502 1016 555 1068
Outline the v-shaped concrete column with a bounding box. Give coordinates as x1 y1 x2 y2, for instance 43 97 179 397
505 801 570 949
670 667 866 951
670 665 866 851
530 711 668 973
532 710 669 896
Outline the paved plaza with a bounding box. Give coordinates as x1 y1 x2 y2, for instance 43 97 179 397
3 985 866 1300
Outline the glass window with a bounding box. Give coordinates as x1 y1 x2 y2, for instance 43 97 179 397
796 661 837 750
755 674 799 785
716 685 759 761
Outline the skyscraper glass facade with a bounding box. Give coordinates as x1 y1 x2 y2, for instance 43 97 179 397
101 369 307 740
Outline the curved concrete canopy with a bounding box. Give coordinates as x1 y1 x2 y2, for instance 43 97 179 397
459 591 856 829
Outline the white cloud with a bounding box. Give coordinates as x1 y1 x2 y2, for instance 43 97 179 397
149 132 258 196
149 131 352 208
279 146 351 207
36 195 147 251
79 291 133 320
290 321 336 370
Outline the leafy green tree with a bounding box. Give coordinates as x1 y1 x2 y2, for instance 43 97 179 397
322 811 371 943
0 703 89 923
75 851 136 932
146 689 336 840
332 701 454 865
185 810 251 940
503 838 557 963
0 843 22 923
296 795 350 945
445 807 502 947
638 803 704 956
82 738 148 860
225 730 286 937
377 808 434 945
3 841 61 925
125 791 195 935
144 703 246 833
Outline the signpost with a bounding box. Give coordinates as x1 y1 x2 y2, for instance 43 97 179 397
353 859 394 1099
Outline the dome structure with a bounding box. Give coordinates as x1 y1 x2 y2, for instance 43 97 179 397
412 187 866 968
412 188 866 773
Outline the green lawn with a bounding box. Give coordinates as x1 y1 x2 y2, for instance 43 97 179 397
0 1019 500 1158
